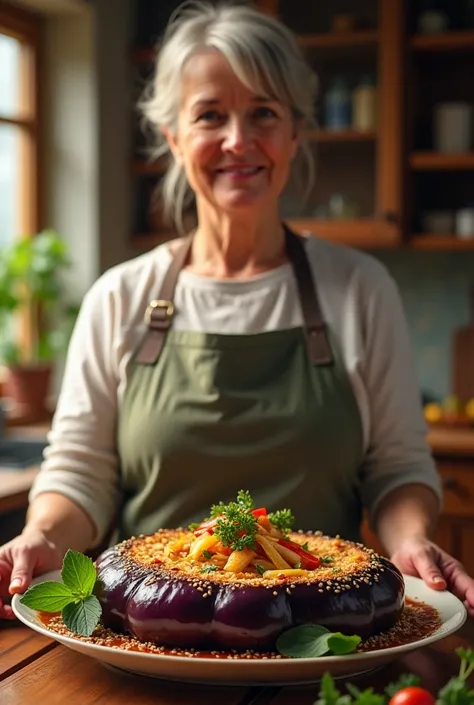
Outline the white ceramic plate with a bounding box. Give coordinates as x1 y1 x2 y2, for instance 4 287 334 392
12 572 467 686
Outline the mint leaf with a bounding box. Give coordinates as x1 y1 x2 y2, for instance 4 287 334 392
276 625 332 658
62 595 101 636
61 549 96 597
20 581 74 612
327 632 361 655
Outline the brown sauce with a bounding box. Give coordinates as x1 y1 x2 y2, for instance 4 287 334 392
38 597 441 660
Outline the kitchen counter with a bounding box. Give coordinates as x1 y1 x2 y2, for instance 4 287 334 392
427 425 474 457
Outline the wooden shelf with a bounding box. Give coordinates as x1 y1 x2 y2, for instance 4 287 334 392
305 129 376 142
411 31 474 52
410 235 474 250
286 218 397 248
297 30 378 49
410 152 474 170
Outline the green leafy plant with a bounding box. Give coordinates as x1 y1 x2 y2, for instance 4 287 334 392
312 649 474 705
0 229 79 365
20 549 102 637
276 624 361 658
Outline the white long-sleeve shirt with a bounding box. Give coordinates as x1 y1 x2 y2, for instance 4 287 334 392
30 235 442 544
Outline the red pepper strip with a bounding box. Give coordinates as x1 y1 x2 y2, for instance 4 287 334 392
193 517 219 536
277 539 321 570
251 508 267 518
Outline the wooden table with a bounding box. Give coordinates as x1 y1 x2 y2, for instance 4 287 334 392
1 620 473 705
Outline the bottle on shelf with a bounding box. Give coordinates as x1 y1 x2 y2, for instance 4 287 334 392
323 76 351 131
352 75 377 132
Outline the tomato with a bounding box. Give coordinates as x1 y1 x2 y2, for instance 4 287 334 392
389 687 436 705
251 508 267 518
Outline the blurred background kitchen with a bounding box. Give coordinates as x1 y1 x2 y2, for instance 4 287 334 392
0 0 473 565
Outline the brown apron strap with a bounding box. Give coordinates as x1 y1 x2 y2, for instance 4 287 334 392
135 234 193 365
135 227 333 366
284 227 333 365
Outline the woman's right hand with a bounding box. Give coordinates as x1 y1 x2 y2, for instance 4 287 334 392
0 528 63 620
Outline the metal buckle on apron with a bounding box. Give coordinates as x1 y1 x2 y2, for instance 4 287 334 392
144 299 175 329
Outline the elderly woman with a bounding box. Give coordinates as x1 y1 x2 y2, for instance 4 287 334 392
1 1 473 618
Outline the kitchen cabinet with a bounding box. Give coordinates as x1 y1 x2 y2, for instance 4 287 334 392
129 0 474 252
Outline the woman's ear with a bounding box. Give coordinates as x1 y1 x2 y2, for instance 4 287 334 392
162 126 183 166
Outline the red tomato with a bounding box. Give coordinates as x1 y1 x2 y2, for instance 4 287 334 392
389 687 435 705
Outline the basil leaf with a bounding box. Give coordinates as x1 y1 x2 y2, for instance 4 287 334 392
61 549 96 597
327 632 361 655
276 625 332 658
20 581 74 612
62 595 101 636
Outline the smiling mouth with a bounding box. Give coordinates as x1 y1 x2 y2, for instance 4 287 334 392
215 166 265 176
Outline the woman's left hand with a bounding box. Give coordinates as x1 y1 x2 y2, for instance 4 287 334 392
390 536 474 618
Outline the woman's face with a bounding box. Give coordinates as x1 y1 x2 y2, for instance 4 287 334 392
165 49 298 214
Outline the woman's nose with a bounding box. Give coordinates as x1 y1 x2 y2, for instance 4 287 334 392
222 117 253 153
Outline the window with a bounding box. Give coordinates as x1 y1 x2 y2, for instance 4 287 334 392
0 4 41 244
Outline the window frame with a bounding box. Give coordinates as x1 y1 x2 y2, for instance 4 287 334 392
0 1 43 239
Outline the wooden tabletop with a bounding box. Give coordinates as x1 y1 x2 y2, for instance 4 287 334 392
1 620 473 705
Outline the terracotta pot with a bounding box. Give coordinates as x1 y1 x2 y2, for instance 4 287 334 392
4 364 53 420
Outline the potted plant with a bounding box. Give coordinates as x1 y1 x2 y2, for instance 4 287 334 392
0 229 79 421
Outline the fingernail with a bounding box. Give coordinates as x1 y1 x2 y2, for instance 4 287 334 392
432 575 446 584
9 578 22 590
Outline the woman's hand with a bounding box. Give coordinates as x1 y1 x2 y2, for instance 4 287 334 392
0 528 63 620
390 536 474 618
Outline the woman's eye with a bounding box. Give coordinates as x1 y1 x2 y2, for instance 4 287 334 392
196 110 223 123
253 107 278 120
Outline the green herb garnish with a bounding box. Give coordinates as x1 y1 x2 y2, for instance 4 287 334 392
200 565 219 574
294 561 302 569
267 508 295 534
236 489 254 510
213 501 258 552
255 564 266 575
276 624 361 659
188 522 199 531
202 550 213 559
301 541 309 550
20 549 101 637
437 648 474 705
320 556 334 564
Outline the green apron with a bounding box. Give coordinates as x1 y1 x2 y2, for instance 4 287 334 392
117 228 364 542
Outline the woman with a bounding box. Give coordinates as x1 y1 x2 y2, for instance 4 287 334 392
1 1 473 619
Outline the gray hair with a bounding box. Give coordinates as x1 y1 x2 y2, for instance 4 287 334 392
138 1 318 231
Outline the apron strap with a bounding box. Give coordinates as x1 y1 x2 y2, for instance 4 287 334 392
135 227 333 366
284 227 333 365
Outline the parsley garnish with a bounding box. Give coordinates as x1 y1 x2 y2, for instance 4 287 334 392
321 556 334 564
301 541 309 550
236 489 254 510
202 550 213 559
200 565 219 574
214 501 258 551
188 522 199 531
294 561 302 569
255 564 266 575
267 508 295 534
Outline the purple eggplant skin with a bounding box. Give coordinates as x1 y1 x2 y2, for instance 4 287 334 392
95 546 405 651
94 547 147 634
288 557 405 641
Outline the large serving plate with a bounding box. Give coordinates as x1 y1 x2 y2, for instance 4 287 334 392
12 572 467 686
